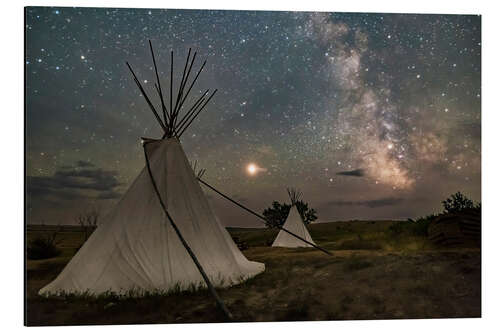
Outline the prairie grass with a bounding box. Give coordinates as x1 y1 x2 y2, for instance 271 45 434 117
26 220 480 325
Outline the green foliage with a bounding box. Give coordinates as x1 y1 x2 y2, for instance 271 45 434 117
442 192 479 214
262 200 317 228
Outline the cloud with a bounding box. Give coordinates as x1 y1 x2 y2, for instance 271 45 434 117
27 161 122 201
52 169 121 191
326 197 403 208
336 169 365 177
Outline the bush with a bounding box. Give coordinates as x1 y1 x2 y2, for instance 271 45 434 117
27 229 62 260
388 215 436 237
75 206 100 242
232 236 249 250
442 192 478 214
27 237 61 260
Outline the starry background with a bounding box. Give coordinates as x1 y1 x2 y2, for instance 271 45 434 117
25 7 481 227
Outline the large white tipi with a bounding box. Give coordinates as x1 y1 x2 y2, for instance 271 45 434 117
39 43 264 297
272 188 316 248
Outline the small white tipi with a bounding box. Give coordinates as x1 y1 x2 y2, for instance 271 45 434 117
39 44 264 296
272 188 316 248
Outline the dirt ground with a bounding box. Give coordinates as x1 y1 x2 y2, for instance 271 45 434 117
25 223 481 325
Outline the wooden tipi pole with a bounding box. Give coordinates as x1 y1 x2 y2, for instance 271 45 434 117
142 142 233 321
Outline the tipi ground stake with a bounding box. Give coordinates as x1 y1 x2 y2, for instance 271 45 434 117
197 177 332 256
143 142 233 321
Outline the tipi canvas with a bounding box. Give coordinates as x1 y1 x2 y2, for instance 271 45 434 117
272 206 316 248
39 43 264 296
40 138 264 295
272 189 316 248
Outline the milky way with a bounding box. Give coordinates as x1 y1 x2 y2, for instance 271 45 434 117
25 7 481 226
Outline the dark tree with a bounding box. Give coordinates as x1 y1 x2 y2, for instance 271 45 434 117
442 191 476 214
262 200 317 228
262 201 291 228
295 200 318 225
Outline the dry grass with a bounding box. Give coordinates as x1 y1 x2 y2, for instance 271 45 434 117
25 221 481 325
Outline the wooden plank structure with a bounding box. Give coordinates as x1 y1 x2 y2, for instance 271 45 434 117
427 209 481 247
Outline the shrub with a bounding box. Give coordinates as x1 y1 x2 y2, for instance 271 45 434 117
75 206 100 242
410 216 434 236
232 236 249 250
388 215 436 237
27 233 61 260
442 192 477 214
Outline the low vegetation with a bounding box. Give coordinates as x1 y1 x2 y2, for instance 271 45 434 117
27 228 62 260
25 228 481 324
75 207 100 242
387 215 435 238
25 191 481 325
387 191 480 241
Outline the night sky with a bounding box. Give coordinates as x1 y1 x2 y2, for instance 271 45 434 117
25 7 481 227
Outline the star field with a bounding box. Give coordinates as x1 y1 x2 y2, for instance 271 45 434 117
25 7 481 226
